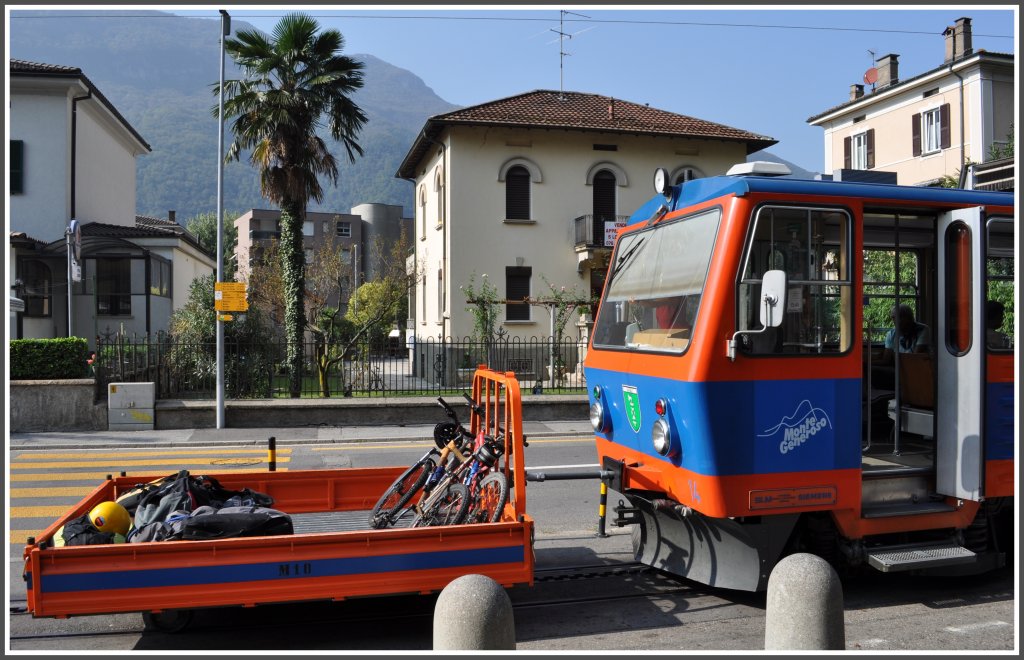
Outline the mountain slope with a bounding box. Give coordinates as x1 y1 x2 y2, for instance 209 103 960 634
9 10 459 220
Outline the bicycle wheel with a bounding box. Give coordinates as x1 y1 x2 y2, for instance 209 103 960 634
369 457 435 529
412 482 470 527
467 471 509 524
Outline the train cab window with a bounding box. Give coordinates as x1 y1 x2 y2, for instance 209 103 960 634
985 217 1014 352
738 206 852 355
592 207 720 353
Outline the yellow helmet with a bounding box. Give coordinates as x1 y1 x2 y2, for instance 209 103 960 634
89 501 131 535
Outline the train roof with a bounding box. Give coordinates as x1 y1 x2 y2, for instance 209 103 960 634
628 175 1015 224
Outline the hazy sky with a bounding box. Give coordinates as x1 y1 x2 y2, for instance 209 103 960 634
178 6 1014 171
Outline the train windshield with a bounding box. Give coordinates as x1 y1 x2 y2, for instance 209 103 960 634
592 207 721 353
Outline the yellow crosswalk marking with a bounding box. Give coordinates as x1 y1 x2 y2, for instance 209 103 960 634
11 529 41 544
8 468 287 482
16 448 292 460
10 487 93 498
11 457 291 469
11 505 78 519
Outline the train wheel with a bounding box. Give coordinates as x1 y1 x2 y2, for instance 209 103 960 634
142 608 194 633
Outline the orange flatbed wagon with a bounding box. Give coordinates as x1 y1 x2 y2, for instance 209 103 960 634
22 368 535 622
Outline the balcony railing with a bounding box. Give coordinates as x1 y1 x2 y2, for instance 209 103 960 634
250 230 281 241
573 214 630 250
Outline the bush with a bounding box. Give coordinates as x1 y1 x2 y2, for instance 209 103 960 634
10 337 91 379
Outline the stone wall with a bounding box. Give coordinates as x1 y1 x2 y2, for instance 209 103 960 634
10 379 107 432
155 395 589 430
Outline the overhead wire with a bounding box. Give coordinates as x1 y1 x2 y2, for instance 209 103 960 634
9 12 1013 39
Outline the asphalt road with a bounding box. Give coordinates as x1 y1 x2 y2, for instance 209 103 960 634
8 436 1017 652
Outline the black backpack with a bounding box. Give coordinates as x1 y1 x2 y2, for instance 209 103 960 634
180 505 293 541
61 513 115 546
129 471 274 531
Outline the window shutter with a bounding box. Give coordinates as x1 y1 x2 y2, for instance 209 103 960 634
592 170 616 221
10 140 24 194
505 266 531 321
911 113 922 157
505 166 531 220
939 103 951 149
843 136 851 169
866 129 875 169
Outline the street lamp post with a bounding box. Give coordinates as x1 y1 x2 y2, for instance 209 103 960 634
215 9 230 429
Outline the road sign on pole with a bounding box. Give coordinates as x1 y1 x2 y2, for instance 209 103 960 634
214 281 248 311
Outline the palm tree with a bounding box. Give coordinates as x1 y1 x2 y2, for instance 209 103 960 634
217 13 366 397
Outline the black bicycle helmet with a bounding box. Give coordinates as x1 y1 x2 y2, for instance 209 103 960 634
433 422 461 449
474 436 504 467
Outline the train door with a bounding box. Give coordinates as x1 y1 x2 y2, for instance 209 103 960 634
935 208 986 500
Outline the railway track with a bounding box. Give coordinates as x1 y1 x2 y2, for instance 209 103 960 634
8 558 697 649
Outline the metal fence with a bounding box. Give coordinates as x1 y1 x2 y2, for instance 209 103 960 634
94 333 589 400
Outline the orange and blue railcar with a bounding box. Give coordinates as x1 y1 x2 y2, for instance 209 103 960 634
584 164 1014 591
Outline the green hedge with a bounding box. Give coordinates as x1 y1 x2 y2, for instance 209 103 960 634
10 337 91 380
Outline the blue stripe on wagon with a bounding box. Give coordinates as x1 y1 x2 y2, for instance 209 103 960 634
41 544 525 593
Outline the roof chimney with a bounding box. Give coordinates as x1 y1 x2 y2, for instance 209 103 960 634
849 84 864 101
607 98 615 120
168 210 176 224
944 17 973 63
875 54 899 89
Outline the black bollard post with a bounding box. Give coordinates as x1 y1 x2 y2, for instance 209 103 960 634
268 436 277 472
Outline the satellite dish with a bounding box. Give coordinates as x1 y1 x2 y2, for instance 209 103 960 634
863 67 879 85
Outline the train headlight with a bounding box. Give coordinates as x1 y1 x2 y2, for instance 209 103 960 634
590 387 609 433
652 418 672 455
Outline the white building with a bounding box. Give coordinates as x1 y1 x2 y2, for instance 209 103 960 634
397 89 776 344
8 59 214 344
807 17 1014 186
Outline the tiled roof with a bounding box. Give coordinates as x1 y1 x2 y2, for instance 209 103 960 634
397 90 777 178
439 90 773 140
82 222 175 239
807 50 1014 123
9 59 81 74
9 231 49 246
136 215 185 233
10 59 151 152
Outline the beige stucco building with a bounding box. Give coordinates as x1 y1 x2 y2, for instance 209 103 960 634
807 17 1014 186
397 90 775 346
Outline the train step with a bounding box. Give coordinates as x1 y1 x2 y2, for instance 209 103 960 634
866 541 977 572
861 499 954 518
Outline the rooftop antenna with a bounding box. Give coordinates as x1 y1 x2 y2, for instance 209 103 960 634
550 9 590 98
863 49 878 92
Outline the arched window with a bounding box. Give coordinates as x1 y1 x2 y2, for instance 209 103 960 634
418 184 427 238
20 259 51 317
505 165 531 220
434 166 445 228
672 166 705 185
593 169 617 222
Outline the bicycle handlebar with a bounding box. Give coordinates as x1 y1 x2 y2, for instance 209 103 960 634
438 393 510 443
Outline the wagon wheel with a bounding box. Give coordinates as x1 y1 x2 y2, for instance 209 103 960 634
142 608 194 633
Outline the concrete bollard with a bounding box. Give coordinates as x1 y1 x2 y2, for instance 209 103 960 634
764 553 845 650
433 574 515 650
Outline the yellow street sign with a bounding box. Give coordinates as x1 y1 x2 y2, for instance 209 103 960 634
214 281 248 311
218 314 234 321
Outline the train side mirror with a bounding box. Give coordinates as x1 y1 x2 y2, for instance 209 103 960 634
727 269 788 361
760 269 787 328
